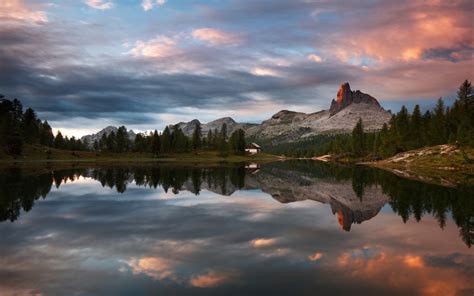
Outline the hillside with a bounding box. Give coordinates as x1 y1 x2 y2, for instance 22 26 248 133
367 144 474 186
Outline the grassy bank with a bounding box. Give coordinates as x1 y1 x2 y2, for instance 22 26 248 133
0 144 281 167
363 144 474 186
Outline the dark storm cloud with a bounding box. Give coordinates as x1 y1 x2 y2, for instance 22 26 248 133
0 20 351 123
1 0 472 134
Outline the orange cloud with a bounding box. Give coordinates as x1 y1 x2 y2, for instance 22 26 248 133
335 247 471 296
126 257 176 281
325 3 472 64
192 28 240 45
190 271 235 288
0 0 48 23
308 252 323 261
250 238 278 248
403 255 424 268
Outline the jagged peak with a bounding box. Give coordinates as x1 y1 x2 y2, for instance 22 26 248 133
329 83 381 116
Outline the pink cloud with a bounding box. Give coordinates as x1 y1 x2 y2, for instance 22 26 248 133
85 0 113 10
130 35 178 58
192 28 240 45
0 0 48 23
190 271 235 288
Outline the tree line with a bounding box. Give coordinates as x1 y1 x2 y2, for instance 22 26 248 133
1 95 246 157
0 96 88 156
92 122 246 156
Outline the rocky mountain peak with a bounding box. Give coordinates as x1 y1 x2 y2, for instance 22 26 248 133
329 82 381 116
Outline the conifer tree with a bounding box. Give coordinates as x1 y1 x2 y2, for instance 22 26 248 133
351 118 365 156
151 130 161 154
161 126 171 153
191 122 202 150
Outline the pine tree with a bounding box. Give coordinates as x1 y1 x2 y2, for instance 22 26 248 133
395 105 410 151
218 123 228 156
430 98 447 145
151 130 161 154
191 122 202 151
54 131 65 149
161 126 171 153
409 105 423 149
351 118 365 156
115 126 130 152
105 131 116 151
207 130 213 149
22 107 40 144
39 120 54 146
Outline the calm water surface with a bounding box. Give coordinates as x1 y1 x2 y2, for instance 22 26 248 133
0 161 473 295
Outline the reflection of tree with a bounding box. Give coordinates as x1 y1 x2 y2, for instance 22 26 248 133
0 168 84 222
261 160 474 248
0 162 472 247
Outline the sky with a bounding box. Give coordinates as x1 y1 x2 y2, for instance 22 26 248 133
0 0 473 137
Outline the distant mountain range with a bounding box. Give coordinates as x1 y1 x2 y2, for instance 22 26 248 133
81 126 136 146
81 83 391 146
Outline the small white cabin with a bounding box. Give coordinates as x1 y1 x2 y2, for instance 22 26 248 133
245 143 261 154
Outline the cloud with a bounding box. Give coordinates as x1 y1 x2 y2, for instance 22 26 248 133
308 252 323 261
0 0 48 23
126 257 177 281
250 238 278 248
130 35 178 58
190 271 235 288
142 0 166 11
85 0 113 10
307 54 322 63
192 28 240 45
252 67 279 77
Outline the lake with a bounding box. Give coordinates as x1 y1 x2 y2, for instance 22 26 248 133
0 161 473 295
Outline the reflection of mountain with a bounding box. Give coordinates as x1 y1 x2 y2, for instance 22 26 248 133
244 165 390 231
0 162 472 247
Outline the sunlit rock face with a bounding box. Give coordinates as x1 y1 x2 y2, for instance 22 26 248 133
329 82 381 116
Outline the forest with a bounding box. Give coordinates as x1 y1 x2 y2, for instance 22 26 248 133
0 96 246 157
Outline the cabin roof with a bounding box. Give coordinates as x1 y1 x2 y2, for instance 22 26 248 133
246 143 261 149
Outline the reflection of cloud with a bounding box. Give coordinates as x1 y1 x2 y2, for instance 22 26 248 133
126 257 176 281
190 271 235 288
250 238 278 248
308 252 323 261
403 255 424 268
336 247 472 296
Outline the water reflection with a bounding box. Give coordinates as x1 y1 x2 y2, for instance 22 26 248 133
1 161 472 247
0 161 473 295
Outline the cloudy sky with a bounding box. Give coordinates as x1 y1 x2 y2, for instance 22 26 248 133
0 0 472 137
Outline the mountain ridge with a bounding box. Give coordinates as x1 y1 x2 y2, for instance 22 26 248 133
81 83 391 146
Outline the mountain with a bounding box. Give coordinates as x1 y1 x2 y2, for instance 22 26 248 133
244 82 392 144
171 117 259 137
80 126 136 146
84 83 390 146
